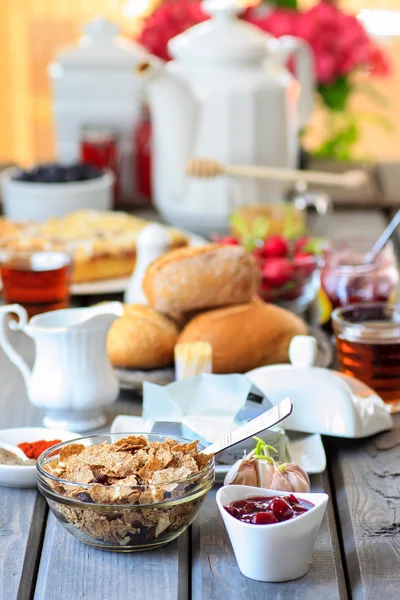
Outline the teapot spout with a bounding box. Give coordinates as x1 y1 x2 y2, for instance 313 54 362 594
137 59 198 202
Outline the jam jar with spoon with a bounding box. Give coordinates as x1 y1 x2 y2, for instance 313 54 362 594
319 240 399 331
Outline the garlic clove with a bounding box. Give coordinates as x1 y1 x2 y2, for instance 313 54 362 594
230 459 259 487
269 471 294 492
255 459 275 489
224 455 259 487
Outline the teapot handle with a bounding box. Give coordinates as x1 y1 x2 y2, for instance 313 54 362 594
278 36 315 129
0 304 31 388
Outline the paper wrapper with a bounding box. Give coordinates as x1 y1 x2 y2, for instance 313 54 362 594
141 374 289 459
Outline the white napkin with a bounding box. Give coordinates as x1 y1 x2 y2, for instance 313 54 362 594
142 374 254 443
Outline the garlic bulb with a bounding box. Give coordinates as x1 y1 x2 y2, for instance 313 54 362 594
224 438 310 493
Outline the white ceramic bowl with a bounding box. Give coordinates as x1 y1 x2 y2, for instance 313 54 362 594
0 166 114 221
0 427 79 488
216 485 328 582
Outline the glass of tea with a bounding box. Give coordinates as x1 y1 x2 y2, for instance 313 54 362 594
0 249 71 317
332 303 400 414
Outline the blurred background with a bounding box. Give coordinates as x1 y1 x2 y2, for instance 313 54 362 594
0 0 399 167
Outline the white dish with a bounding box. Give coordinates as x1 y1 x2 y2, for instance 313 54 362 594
0 427 79 488
71 276 132 296
216 484 328 582
0 167 114 221
110 416 326 477
286 432 326 474
246 364 393 439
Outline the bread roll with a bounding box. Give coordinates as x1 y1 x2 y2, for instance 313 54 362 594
107 304 179 370
177 301 308 374
142 244 261 317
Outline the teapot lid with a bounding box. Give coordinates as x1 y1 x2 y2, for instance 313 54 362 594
168 0 270 62
51 18 148 69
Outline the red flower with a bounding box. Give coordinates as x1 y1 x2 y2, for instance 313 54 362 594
138 0 209 61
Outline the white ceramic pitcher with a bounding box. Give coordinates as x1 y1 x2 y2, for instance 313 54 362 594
0 302 124 431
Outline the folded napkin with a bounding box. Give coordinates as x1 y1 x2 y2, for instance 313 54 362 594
142 374 271 444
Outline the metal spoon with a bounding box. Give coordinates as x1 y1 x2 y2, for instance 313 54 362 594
367 209 400 264
201 397 293 455
0 442 30 462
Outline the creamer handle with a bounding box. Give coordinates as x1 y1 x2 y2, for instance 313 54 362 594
0 304 31 387
278 36 315 129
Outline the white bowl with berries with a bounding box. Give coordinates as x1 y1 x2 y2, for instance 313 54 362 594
218 216 322 314
1 164 114 222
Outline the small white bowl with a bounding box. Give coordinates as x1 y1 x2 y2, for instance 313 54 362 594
0 427 79 488
216 485 328 582
0 166 114 221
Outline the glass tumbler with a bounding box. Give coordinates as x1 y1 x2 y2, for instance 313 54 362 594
0 248 71 317
332 303 400 414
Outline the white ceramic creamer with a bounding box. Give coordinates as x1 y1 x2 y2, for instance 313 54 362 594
0 302 124 431
139 0 315 235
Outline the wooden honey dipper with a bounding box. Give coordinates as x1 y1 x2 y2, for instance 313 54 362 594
186 158 368 189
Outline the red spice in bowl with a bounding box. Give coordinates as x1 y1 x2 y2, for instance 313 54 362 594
18 439 61 460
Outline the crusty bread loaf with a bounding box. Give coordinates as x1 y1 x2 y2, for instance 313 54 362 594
142 244 261 317
107 304 179 370
177 300 308 374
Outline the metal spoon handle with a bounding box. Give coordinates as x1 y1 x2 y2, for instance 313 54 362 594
369 210 400 263
201 397 293 455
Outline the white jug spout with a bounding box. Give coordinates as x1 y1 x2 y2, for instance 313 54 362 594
137 58 198 201
0 304 32 389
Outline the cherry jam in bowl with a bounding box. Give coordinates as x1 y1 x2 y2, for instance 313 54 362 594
216 485 328 582
224 494 314 525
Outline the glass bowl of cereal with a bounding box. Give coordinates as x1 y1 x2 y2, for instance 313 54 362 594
36 433 215 551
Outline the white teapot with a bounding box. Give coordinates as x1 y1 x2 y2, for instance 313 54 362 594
0 302 123 431
139 0 314 235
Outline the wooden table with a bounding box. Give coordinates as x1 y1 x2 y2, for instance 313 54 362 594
1 207 399 600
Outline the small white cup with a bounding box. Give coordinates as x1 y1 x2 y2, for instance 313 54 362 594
216 485 328 582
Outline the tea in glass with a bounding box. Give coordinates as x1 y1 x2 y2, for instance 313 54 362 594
332 303 400 414
0 250 71 317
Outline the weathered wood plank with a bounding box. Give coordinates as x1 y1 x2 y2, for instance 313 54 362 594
0 490 47 600
325 208 400 599
191 473 347 600
326 415 400 600
34 513 188 600
0 329 46 600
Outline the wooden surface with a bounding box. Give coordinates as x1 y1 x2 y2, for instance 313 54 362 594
0 208 399 600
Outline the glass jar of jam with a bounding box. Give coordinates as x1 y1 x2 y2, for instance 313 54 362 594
135 105 152 204
80 125 119 205
319 240 399 329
